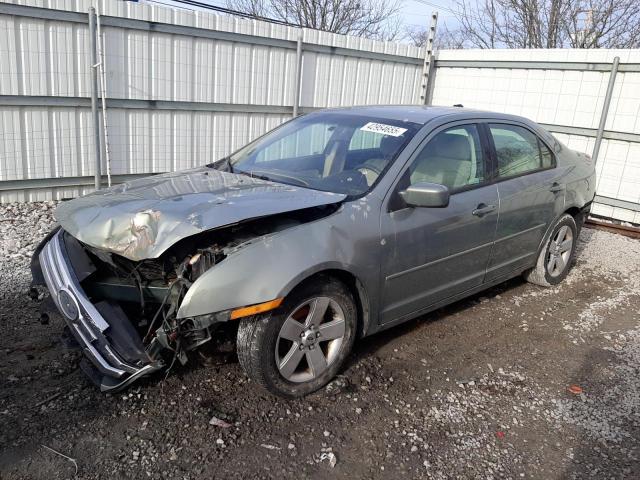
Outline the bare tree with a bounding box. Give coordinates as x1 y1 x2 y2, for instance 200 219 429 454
565 0 640 48
445 0 575 48
406 23 465 49
227 0 403 40
409 0 640 49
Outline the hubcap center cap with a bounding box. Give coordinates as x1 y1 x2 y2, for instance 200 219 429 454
301 328 317 347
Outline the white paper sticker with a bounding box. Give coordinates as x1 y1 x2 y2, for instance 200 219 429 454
360 122 407 137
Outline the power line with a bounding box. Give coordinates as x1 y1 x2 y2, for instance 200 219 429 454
151 0 299 27
412 0 491 25
413 0 572 28
413 0 463 18
146 0 194 11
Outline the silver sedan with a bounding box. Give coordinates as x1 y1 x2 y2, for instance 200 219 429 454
32 106 596 397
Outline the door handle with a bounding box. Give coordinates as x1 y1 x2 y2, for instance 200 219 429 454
472 203 497 217
549 182 565 193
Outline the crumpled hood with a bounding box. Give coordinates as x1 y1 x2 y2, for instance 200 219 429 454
55 168 346 261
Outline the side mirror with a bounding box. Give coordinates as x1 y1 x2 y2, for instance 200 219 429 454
399 182 450 208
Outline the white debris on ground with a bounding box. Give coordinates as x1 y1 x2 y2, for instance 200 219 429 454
446 226 640 456
356 225 640 477
397 370 534 478
552 327 640 446
562 229 640 338
508 227 640 340
552 226 640 456
1 202 639 479
0 202 58 297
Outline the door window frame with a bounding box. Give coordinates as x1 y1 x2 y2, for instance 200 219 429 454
482 121 557 183
384 120 493 212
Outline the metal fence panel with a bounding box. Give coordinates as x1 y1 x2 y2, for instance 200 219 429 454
3 1 640 223
0 0 425 202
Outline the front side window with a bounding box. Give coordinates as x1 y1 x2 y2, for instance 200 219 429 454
489 124 554 177
225 113 420 196
408 124 485 191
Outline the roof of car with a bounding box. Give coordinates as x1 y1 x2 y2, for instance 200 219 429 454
317 105 531 126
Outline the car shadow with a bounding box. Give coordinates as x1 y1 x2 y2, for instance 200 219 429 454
348 275 526 364
351 225 594 365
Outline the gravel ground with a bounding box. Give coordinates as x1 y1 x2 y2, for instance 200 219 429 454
1 201 639 479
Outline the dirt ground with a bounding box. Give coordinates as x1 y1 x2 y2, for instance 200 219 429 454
1 202 639 479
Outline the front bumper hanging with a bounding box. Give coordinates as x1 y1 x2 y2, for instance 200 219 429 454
38 231 161 391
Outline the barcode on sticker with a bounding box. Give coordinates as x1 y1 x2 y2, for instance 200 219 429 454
360 122 407 137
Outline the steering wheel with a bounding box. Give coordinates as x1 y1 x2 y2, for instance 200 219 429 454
357 163 383 176
357 162 384 186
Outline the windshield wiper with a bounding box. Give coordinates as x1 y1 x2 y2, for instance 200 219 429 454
207 156 233 173
236 169 310 187
234 169 277 184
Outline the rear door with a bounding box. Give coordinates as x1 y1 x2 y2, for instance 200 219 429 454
379 122 499 324
484 122 565 281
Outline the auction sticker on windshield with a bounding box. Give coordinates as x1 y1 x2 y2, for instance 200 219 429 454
360 122 408 137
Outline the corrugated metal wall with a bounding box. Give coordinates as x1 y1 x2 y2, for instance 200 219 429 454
2 2 640 224
0 0 425 202
431 49 640 224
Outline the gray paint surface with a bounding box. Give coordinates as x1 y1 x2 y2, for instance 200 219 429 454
54 107 595 338
55 168 346 261
176 108 596 334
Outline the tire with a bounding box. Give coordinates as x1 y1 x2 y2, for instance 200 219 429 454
236 275 357 398
524 213 578 287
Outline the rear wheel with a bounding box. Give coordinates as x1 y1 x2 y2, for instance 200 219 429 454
236 276 356 398
524 213 577 287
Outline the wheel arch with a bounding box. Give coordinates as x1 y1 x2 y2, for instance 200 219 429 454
564 205 581 217
533 207 582 269
285 268 372 339
564 201 591 233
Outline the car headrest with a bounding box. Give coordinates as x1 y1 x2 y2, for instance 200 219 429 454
428 133 471 161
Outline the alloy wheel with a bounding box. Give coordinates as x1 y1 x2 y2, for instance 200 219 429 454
275 296 346 383
546 225 573 277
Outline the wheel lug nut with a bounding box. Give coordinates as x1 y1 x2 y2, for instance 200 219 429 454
316 333 320 338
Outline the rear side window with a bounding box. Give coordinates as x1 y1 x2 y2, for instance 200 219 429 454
489 124 555 177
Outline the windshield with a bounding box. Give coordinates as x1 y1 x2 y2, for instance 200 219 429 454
216 112 420 196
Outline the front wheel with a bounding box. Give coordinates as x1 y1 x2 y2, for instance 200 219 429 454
236 275 356 398
524 213 577 287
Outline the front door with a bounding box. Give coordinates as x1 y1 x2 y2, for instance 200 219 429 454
380 123 499 324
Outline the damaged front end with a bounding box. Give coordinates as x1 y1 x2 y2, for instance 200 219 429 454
32 206 336 392
34 229 163 391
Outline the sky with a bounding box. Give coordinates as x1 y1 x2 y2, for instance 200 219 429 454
400 0 461 31
141 0 463 38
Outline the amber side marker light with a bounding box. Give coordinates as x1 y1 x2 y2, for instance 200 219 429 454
230 298 284 320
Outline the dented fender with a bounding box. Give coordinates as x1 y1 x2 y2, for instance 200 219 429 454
176 199 384 322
